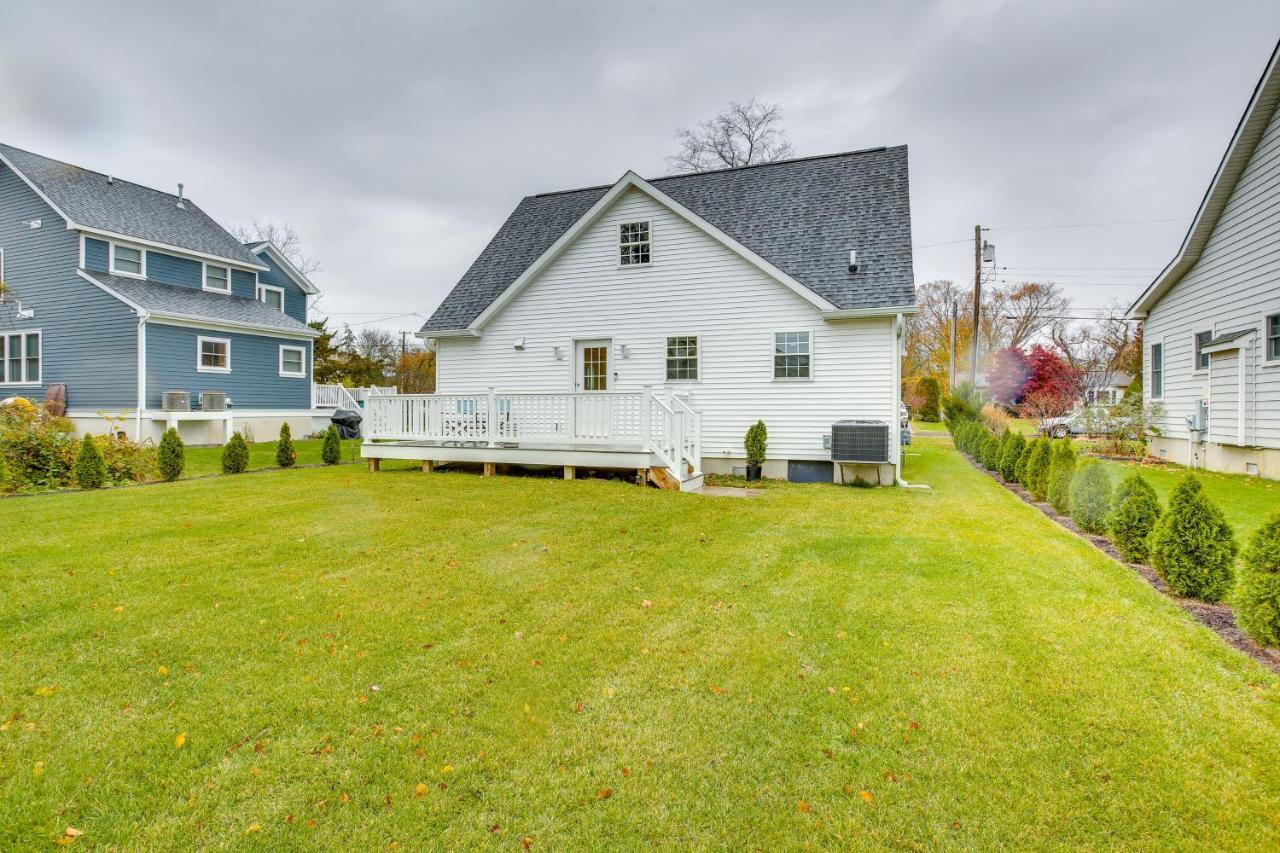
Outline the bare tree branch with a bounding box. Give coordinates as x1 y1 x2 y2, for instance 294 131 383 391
233 220 322 277
668 97 796 173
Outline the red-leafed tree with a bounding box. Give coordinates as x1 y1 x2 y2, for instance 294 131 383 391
986 347 1031 405
1022 344 1080 411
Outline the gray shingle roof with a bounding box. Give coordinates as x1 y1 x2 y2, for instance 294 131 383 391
87 272 317 336
1203 328 1256 348
0 143 264 268
421 146 914 333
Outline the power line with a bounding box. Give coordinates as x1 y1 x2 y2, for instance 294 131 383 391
988 217 1189 232
913 237 973 250
999 265 1159 271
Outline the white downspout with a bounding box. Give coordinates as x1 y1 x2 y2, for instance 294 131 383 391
891 312 929 489
136 311 149 442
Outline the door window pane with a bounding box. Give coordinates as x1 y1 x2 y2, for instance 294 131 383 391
583 346 608 390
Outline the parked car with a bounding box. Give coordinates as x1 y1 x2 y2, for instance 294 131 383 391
900 403 911 446
1041 408 1138 440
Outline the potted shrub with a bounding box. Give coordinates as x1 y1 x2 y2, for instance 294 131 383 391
744 420 767 482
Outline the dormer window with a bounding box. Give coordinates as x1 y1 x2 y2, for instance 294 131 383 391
204 264 231 293
257 284 285 312
619 221 651 266
110 244 144 277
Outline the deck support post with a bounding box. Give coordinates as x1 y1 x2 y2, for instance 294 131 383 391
638 467 648 485
483 462 496 477
564 466 575 480
422 460 434 474
367 457 380 473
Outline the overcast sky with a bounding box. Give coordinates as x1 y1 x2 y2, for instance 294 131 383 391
3 1 1278 335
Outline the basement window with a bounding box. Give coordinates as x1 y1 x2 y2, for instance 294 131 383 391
619 221 651 266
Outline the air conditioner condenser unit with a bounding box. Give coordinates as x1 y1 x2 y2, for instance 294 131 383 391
830 420 890 464
162 390 191 412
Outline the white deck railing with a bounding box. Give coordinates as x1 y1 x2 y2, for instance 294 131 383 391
314 384 399 409
363 388 701 480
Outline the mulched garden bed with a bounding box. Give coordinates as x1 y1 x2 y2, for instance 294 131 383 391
963 454 1280 674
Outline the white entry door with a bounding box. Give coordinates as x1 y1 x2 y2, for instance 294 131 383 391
574 339 612 439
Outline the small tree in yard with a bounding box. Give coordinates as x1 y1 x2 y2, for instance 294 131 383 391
1235 512 1280 646
979 432 999 471
999 432 1026 482
1108 473 1161 563
1021 439 1051 500
73 435 106 489
276 422 297 468
222 432 249 474
321 424 341 465
917 377 941 422
158 428 185 482
1068 459 1112 534
1149 474 1237 602
1014 436 1035 485
1046 439 1076 514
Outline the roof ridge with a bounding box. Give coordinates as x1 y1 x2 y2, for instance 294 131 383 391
527 146 898 199
0 141 193 205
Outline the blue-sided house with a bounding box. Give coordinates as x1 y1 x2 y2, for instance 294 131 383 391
0 142 331 444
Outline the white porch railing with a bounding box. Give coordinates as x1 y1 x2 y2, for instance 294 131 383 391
313 384 399 409
363 388 700 483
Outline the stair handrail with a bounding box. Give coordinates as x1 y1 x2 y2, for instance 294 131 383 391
670 393 702 476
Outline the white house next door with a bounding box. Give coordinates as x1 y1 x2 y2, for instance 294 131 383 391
575 339 612 391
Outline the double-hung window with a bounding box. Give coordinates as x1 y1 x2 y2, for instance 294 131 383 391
1267 314 1280 362
1194 330 1212 371
774 331 811 379
619 221 651 266
0 331 40 384
257 284 285 311
204 264 231 293
665 336 699 381
110 244 143 277
1150 342 1163 398
198 336 231 373
279 345 306 378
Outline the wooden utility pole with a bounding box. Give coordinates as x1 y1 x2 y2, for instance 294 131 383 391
969 224 982 386
948 299 958 390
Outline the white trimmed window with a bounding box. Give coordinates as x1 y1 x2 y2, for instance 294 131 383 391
619 221 651 266
665 336 699 381
1267 314 1280 362
279 345 306 378
204 264 231 293
197 336 230 373
257 284 285 312
1194 330 1212 371
110 243 144 277
1150 342 1163 398
773 331 811 379
0 330 41 385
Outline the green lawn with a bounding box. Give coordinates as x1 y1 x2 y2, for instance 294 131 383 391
3 443 1280 848
1093 457 1280 542
182 438 363 478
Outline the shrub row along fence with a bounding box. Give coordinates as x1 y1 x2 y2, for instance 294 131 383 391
0 399 345 494
945 403 1280 652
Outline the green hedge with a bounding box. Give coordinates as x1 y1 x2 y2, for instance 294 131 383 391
1235 512 1280 646
1149 474 1237 603
1046 440 1076 515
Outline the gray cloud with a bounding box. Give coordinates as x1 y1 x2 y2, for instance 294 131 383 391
4 0 1279 328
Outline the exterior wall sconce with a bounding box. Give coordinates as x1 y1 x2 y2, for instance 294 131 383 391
616 343 630 359
552 345 564 360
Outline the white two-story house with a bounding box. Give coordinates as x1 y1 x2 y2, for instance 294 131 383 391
361 147 916 488
1128 39 1280 477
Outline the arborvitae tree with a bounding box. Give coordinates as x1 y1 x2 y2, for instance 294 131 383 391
1108 473 1161 563
221 432 249 474
917 377 941 422
1235 512 1280 646
276 422 297 468
982 432 1001 471
321 424 341 465
1149 474 1237 602
73 435 107 489
158 428 185 482
1024 439 1053 501
1068 459 1112 534
999 432 1026 482
1046 439 1077 514
1014 437 1036 485
744 420 768 468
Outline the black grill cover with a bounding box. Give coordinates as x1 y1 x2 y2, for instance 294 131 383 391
330 409 363 439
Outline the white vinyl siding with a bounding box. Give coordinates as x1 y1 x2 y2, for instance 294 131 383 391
1143 97 1280 447
433 188 897 462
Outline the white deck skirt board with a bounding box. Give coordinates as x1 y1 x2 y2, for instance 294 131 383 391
433 187 898 464
362 441 657 470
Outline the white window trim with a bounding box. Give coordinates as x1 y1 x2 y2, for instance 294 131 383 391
0 247 5 283
617 219 653 269
1262 311 1280 366
109 241 146 279
664 333 701 382
202 262 232 294
257 283 286 312
1149 338 1165 400
772 329 814 381
279 344 306 378
1192 328 1213 374
197 335 231 374
0 328 42 386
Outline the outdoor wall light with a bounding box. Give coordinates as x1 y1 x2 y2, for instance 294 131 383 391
616 343 630 358
552 345 564 360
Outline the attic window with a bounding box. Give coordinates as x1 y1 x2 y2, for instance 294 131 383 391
110 244 144 277
204 264 231 293
619 221 651 266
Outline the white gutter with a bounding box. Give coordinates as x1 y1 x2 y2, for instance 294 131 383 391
135 311 149 441
823 304 920 320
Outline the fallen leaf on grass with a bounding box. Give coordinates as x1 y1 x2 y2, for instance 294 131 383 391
34 685 56 697
174 733 186 749
245 823 262 834
340 792 350 803
522 837 532 850
414 783 427 798
64 828 84 838
596 788 612 800
797 800 812 813
640 600 653 609
707 685 724 695
859 790 873 803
